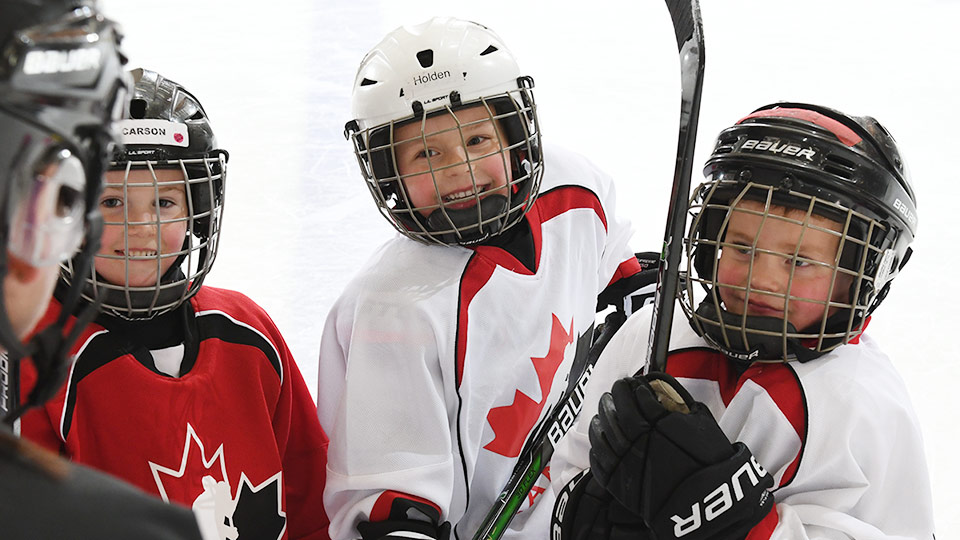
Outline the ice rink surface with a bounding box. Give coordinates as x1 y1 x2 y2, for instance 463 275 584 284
103 1 960 535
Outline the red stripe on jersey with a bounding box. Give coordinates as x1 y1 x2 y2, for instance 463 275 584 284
667 349 742 405
457 185 606 388
666 350 807 488
471 185 605 275
456 255 497 387
535 185 607 229
746 502 779 540
369 490 442 522
740 363 806 486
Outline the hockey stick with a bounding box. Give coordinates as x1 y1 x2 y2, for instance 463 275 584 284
471 312 624 540
647 0 705 373
473 4 704 538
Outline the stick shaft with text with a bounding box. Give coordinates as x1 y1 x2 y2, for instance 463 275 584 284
647 0 705 373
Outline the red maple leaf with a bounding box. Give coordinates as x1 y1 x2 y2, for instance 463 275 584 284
484 315 573 457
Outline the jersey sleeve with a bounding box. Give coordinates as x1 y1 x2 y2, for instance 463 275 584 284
591 158 644 311
318 286 454 540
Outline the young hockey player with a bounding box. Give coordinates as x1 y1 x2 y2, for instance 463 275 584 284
18 68 331 540
551 103 935 540
0 2 204 538
319 16 656 540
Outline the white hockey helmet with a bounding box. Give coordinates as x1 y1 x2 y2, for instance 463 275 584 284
345 17 543 246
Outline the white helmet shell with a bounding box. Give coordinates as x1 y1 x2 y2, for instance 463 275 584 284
351 17 523 131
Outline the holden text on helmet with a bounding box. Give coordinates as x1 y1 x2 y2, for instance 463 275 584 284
741 139 816 161
23 48 101 75
414 70 451 86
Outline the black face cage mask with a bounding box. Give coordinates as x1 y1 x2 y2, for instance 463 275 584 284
679 178 905 365
347 81 543 246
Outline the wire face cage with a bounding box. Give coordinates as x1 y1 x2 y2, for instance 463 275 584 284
348 84 542 247
680 179 895 363
63 155 225 319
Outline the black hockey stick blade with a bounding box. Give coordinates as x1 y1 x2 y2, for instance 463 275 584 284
647 0 705 373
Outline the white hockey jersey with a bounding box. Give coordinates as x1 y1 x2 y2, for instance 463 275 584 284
317 144 640 540
550 303 935 540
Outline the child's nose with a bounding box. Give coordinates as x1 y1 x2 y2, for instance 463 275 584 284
125 207 161 230
747 253 786 293
436 147 472 178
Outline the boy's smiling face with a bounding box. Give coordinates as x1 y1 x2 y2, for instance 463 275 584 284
96 167 189 287
393 105 513 217
716 199 855 333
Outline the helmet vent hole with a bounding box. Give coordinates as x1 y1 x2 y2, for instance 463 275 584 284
189 110 204 121
416 49 434 68
130 98 147 119
360 78 377 87
824 154 856 179
480 45 499 56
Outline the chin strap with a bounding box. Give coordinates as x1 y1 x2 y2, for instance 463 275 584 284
692 300 824 368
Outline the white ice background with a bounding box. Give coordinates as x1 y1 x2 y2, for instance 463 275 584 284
103 1 960 536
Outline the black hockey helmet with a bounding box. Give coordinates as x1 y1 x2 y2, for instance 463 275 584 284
680 102 917 364
1 0 129 419
345 17 543 246
62 68 228 319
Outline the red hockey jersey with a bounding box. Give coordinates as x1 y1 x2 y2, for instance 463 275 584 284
20 286 330 540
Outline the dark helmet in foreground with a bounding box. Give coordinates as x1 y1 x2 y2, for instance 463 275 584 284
62 68 228 319
680 102 916 364
0 0 129 419
344 17 542 246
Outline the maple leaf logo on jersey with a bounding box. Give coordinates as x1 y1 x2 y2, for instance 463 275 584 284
484 314 573 457
149 423 287 540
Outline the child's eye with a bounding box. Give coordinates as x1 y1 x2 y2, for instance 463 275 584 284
415 148 438 160
100 197 122 208
466 135 488 146
158 199 178 208
724 243 752 257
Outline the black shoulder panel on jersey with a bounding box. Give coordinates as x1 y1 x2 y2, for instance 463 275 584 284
61 330 129 440
195 311 283 381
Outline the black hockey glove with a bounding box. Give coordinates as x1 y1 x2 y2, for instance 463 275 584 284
597 251 660 317
588 373 774 540
554 470 654 540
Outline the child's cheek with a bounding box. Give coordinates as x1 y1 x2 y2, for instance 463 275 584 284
162 223 188 257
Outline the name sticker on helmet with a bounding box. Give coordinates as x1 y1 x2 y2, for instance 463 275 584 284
741 139 816 161
118 120 189 147
22 48 101 75
413 70 451 86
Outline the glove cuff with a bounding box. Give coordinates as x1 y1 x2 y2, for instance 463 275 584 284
652 442 774 540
